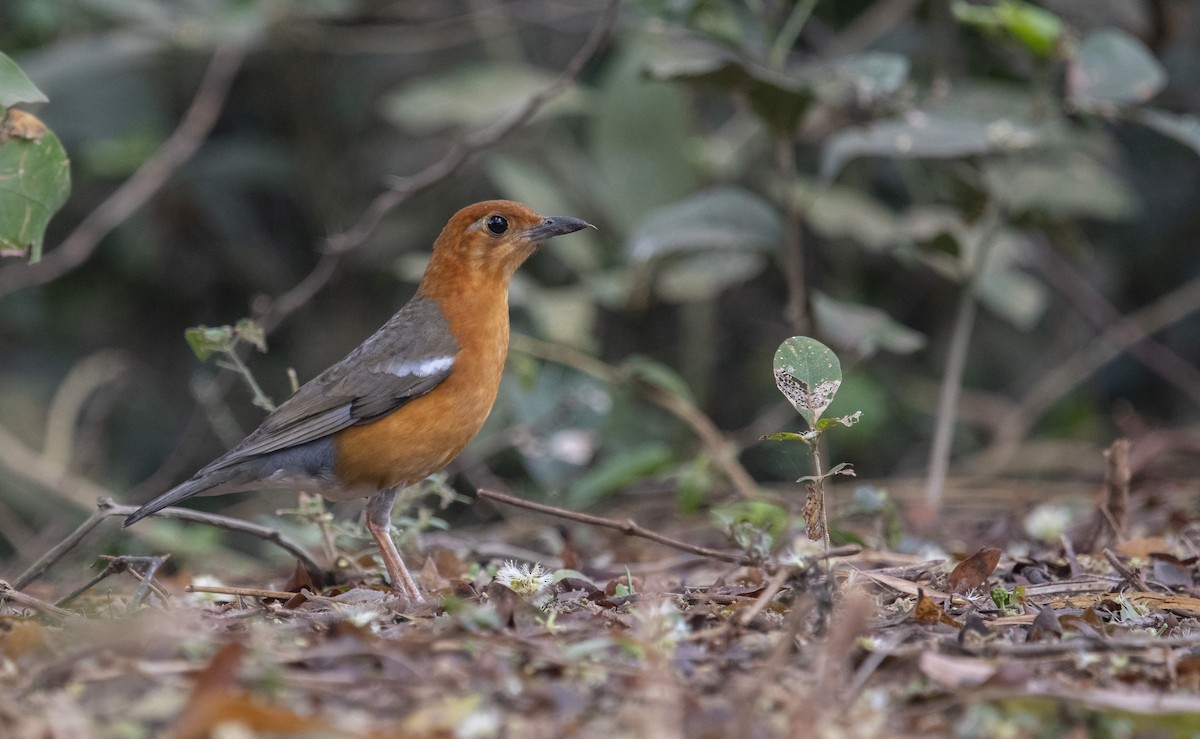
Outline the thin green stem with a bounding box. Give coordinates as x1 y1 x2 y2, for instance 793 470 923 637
221 345 276 412
769 0 820 70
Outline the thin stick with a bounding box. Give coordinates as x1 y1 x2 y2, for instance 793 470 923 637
101 500 328 579
10 498 327 589
0 581 77 620
1103 439 1131 542
477 488 862 568
186 584 303 600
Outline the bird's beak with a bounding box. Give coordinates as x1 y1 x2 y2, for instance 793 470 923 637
523 216 593 243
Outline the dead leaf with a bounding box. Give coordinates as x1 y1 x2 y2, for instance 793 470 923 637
0 108 48 143
913 589 962 628
947 547 1001 594
170 641 335 739
858 570 952 600
918 651 997 688
1152 558 1193 589
1027 606 1062 641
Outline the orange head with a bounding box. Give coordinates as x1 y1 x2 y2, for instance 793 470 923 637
421 200 591 288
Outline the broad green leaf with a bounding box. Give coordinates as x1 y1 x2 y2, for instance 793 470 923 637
811 292 926 358
379 64 585 134
953 0 1064 57
653 250 768 303
773 336 842 428
647 37 908 132
591 37 697 225
1069 29 1166 108
982 152 1138 220
796 180 898 251
0 52 48 106
627 186 781 262
0 110 71 261
821 114 1038 184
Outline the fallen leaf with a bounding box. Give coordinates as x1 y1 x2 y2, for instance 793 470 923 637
947 547 1002 594
1117 537 1169 559
918 651 997 688
913 589 963 628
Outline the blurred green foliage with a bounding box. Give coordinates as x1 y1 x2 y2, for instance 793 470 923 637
2 0 1200 569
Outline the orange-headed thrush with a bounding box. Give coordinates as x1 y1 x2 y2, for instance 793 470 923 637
124 201 592 601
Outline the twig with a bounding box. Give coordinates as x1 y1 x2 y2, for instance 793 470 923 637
0 44 245 297
975 269 1200 474
479 487 862 570
510 333 760 499
738 566 793 626
924 203 1002 509
1103 439 1131 542
0 581 77 620
187 584 305 600
1030 236 1200 409
1104 548 1151 592
99 500 328 580
42 350 129 469
477 488 750 565
9 497 327 589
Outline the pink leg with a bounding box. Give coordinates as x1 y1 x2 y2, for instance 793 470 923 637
365 488 424 602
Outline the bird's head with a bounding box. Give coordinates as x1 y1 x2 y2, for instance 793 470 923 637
427 200 592 283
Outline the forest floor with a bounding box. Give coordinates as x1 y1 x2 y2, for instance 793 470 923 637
4 450 1200 738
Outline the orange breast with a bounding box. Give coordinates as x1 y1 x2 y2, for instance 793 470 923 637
331 281 510 494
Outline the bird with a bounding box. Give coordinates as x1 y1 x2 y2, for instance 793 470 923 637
124 200 592 602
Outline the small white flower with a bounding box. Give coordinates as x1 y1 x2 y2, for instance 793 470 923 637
494 561 554 608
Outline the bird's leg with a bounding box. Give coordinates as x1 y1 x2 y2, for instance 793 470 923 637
364 487 424 602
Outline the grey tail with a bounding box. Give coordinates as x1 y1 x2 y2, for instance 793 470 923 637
122 476 220 527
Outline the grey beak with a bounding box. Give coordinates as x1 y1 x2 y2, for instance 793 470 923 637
523 216 593 243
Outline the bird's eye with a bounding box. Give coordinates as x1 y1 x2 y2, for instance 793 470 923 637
486 215 508 235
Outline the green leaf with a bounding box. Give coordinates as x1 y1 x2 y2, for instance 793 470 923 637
234 318 267 353
0 110 71 261
981 152 1139 220
811 292 926 358
773 336 842 428
185 325 235 361
0 52 48 107
1068 29 1166 108
568 444 675 508
797 461 856 483
711 501 791 558
815 413 863 432
378 63 585 134
628 186 781 261
591 36 698 225
621 355 695 402
952 0 1064 58
821 114 1038 184
761 431 811 442
647 38 908 132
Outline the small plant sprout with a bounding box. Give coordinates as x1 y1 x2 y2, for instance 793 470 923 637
185 318 275 411
494 561 555 609
764 336 861 550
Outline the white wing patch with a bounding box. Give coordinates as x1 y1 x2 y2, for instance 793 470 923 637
379 355 454 378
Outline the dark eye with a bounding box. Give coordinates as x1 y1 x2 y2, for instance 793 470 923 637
486 215 508 235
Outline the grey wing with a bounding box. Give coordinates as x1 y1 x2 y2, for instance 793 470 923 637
201 294 459 471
